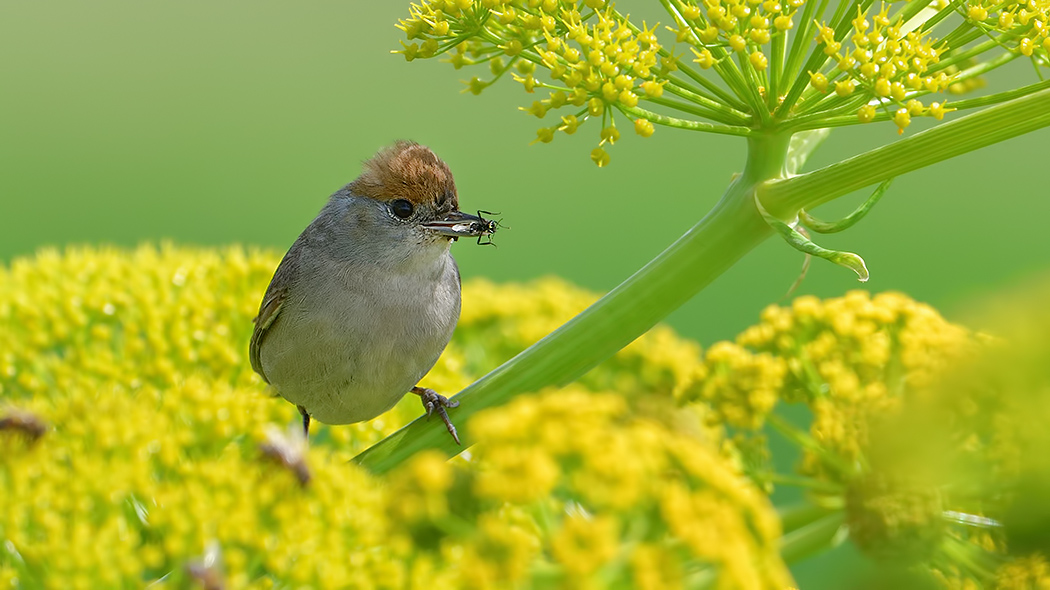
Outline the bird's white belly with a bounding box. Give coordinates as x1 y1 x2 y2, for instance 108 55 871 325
260 259 460 424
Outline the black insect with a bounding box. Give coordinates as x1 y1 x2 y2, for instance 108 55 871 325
474 210 505 246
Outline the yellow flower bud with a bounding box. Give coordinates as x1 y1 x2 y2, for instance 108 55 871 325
966 5 988 21
560 115 580 134
590 147 610 167
890 81 907 101
634 118 655 137
834 79 855 96
640 80 664 97
750 50 769 70
750 28 771 43
928 101 953 120
809 71 828 92
893 108 910 133
619 90 639 107
692 47 716 69
503 39 523 56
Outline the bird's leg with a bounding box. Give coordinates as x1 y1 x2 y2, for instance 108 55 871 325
297 405 310 439
411 386 461 445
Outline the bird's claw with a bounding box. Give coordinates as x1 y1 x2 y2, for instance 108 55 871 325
412 387 461 445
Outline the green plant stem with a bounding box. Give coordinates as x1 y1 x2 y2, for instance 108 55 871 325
617 104 754 136
770 473 846 493
767 86 1050 214
648 93 750 126
354 133 793 473
356 89 1050 474
780 512 846 563
779 501 842 535
949 77 1050 109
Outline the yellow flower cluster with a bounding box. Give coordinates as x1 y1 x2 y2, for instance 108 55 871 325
678 0 805 71
679 280 1050 586
963 0 1050 60
994 555 1050 590
398 0 668 166
0 244 756 588
399 387 795 589
884 277 1050 588
681 290 977 476
398 0 1047 160
811 4 956 132
678 290 994 571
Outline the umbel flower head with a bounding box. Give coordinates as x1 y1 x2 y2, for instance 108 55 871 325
677 291 992 574
680 284 1050 588
874 276 1050 589
388 387 793 589
397 0 1049 164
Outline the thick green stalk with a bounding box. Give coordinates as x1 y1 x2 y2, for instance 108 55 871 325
767 87 1050 214
356 89 1050 474
354 133 793 473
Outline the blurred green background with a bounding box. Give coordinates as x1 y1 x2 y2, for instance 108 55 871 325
2 1 1047 586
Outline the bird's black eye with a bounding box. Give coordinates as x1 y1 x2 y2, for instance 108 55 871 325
390 199 414 219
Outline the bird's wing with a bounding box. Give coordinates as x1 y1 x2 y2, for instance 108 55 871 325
250 286 285 384
250 246 302 384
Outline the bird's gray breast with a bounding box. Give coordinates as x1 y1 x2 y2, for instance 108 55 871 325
260 248 461 424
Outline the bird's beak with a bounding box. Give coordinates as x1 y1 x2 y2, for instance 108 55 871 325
421 210 495 239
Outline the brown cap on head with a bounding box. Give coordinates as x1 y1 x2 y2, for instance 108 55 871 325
347 141 459 209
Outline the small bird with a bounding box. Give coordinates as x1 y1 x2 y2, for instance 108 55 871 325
250 141 496 444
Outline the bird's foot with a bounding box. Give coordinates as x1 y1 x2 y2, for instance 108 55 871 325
411 386 461 445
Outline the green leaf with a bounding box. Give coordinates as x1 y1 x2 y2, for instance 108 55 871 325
756 193 870 282
800 178 892 233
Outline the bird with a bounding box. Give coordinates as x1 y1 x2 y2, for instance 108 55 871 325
249 141 496 445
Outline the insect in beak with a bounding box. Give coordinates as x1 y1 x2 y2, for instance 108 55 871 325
421 210 503 245
473 210 504 246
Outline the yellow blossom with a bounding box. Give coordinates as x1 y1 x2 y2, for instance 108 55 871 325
0 244 728 589
398 0 1049 154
